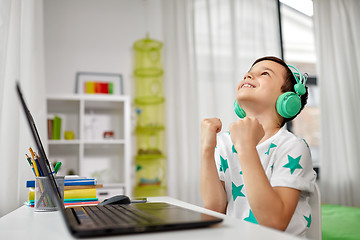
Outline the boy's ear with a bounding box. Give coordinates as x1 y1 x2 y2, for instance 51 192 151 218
276 92 301 118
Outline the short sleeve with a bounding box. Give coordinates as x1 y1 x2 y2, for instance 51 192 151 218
270 139 316 193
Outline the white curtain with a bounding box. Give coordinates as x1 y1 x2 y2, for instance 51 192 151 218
313 0 360 206
163 0 281 206
0 0 46 216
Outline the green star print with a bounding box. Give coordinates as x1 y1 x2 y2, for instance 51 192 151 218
265 143 277 155
244 209 258 224
232 182 245 201
232 145 237 153
220 155 229 173
283 155 303 174
304 214 311 228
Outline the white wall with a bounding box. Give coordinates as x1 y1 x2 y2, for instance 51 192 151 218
44 0 163 96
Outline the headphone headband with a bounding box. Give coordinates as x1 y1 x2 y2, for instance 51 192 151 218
287 64 308 96
287 64 303 84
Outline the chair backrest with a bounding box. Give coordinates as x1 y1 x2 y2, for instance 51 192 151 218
306 182 322 240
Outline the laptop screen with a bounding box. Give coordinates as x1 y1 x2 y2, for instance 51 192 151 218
16 83 65 211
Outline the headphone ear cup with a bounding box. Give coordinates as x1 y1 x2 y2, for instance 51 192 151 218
234 100 246 118
276 92 301 118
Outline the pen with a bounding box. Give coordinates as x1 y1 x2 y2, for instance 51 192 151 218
54 162 62 174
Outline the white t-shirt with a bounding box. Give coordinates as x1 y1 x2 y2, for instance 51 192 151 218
215 127 317 237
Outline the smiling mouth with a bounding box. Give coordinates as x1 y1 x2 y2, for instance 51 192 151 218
241 83 255 88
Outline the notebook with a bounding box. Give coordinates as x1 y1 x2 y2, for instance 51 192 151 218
16 83 223 238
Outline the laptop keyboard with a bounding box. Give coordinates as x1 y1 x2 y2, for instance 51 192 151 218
81 204 162 227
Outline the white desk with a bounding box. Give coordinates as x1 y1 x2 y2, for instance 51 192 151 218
0 196 301 240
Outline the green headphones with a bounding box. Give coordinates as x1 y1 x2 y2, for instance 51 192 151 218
234 64 308 119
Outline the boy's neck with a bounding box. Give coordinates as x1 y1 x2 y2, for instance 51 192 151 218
260 126 281 144
245 110 282 144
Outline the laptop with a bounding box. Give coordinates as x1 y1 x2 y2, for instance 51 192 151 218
16 83 223 238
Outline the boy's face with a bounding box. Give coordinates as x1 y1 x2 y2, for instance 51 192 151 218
236 60 287 113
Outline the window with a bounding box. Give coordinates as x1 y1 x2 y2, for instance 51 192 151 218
280 0 320 174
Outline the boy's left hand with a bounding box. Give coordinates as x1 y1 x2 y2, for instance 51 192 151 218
229 117 265 153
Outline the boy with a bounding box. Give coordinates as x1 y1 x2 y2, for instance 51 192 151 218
200 56 316 237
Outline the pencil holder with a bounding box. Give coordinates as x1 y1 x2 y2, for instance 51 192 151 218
35 176 64 212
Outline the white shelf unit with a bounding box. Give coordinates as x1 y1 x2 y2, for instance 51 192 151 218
46 94 132 198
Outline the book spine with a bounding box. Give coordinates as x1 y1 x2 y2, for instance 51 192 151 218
28 190 98 201
52 115 62 140
64 188 97 199
86 82 95 94
64 201 100 206
47 118 53 139
101 82 109 94
109 82 113 94
94 82 101 93
64 179 97 186
26 179 97 188
64 198 99 202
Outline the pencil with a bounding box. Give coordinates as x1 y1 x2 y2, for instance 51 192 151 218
29 150 40 177
26 154 36 176
34 153 44 176
29 147 35 159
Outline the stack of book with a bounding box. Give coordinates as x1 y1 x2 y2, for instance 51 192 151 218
25 176 102 207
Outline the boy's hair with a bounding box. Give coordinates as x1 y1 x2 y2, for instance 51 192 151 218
251 56 308 127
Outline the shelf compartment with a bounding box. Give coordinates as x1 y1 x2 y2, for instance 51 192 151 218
84 100 125 141
48 144 80 176
82 144 125 185
47 98 80 140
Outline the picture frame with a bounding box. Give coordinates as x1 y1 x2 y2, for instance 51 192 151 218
75 72 123 95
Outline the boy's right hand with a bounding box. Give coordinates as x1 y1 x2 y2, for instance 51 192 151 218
201 118 222 152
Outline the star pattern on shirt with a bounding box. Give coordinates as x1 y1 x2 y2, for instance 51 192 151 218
304 214 312 228
220 155 229 173
283 155 303 174
244 209 258 224
232 182 245 201
232 145 237 153
265 142 277 155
